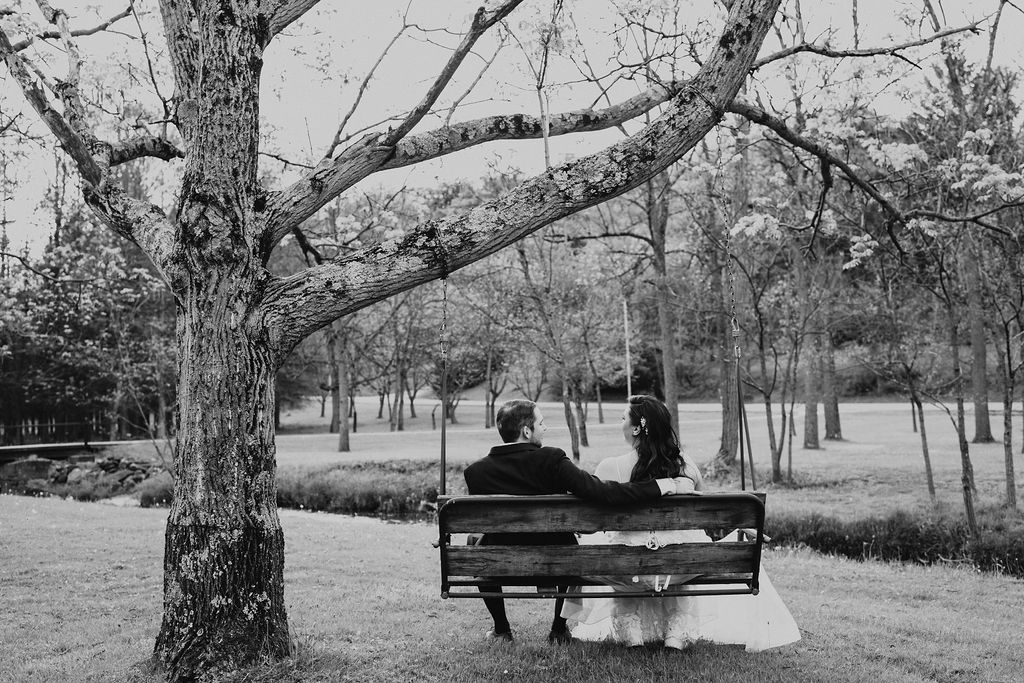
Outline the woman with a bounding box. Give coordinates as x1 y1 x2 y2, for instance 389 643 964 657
562 395 800 651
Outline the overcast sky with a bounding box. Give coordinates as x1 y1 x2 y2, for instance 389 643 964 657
2 0 1020 254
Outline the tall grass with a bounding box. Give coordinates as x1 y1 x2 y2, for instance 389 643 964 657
275 460 468 516
769 504 1024 578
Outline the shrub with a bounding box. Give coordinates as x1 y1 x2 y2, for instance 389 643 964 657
768 506 1024 579
51 477 121 502
276 460 468 517
136 472 174 508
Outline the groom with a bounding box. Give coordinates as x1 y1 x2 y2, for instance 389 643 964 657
463 399 692 644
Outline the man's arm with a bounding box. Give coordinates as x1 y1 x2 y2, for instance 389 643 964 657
550 455 671 504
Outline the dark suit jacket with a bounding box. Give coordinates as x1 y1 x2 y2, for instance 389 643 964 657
463 442 663 546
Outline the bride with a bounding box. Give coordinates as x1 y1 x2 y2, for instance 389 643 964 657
561 395 801 651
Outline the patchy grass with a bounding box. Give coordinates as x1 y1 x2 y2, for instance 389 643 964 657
2 495 1023 683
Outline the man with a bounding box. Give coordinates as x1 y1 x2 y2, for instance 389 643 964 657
463 399 693 644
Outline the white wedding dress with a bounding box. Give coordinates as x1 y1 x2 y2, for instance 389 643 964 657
561 452 801 651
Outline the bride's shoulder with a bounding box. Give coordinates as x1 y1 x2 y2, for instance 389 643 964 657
594 452 636 479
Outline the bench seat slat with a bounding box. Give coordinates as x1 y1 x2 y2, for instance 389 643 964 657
439 493 765 534
444 542 757 578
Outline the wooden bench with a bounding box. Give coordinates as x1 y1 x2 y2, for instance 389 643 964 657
437 492 766 599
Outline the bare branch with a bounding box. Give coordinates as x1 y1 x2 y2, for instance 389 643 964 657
752 20 985 70
264 80 687 243
381 1 522 148
727 98 1018 242
905 207 1017 237
10 5 131 52
0 251 98 283
323 21 410 160
0 25 103 184
444 39 506 128
128 0 172 126
727 97 902 221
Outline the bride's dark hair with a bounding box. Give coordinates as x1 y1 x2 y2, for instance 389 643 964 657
627 395 702 489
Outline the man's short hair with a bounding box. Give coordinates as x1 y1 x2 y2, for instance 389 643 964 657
496 400 536 443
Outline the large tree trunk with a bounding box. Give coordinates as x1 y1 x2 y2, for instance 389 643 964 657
155 293 290 678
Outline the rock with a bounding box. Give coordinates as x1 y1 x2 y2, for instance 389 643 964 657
66 467 88 484
0 457 54 485
23 478 52 495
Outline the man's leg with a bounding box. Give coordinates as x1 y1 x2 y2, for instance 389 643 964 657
548 586 572 643
479 584 512 639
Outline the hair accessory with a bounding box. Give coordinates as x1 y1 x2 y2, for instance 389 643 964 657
639 416 648 435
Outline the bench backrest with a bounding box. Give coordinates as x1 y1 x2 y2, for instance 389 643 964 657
437 492 766 599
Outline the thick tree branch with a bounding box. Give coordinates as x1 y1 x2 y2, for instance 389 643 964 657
109 133 185 165
10 6 131 51
258 0 782 355
753 20 985 70
264 80 687 243
266 0 322 42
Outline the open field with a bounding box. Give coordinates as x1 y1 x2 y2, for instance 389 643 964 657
268 399 1023 520
2 494 1023 683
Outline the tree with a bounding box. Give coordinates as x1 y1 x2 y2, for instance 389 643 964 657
0 0 789 678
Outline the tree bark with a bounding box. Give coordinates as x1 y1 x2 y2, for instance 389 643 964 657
337 327 350 453
561 375 580 461
991 325 1016 508
964 241 994 442
327 325 340 433
803 333 821 449
713 227 739 467
647 173 680 434
947 308 979 536
572 382 589 448
822 333 842 440
155 288 290 677
911 391 936 502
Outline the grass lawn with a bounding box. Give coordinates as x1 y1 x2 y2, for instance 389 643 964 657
7 400 1023 681
2 493 1023 683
